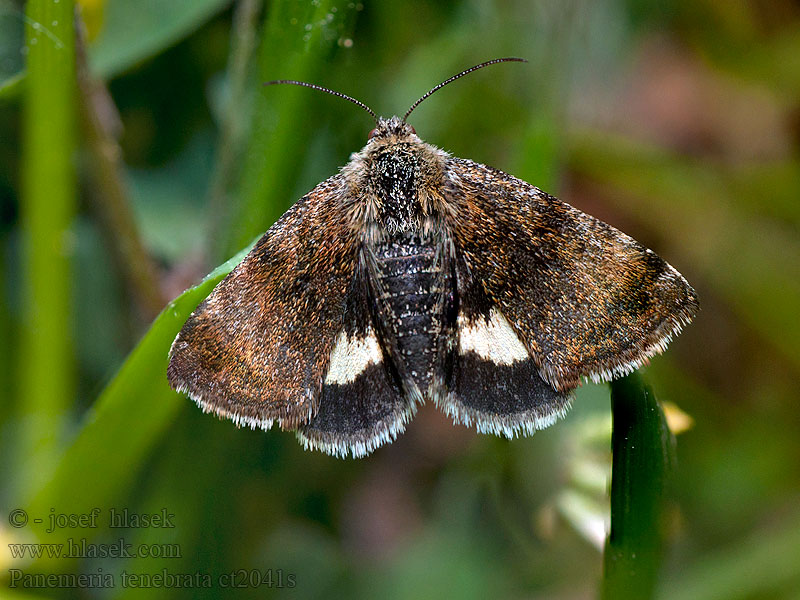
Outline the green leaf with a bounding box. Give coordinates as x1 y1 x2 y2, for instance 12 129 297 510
2 0 232 98
0 69 22 99
88 0 231 79
220 0 360 258
601 372 675 600
23 242 255 563
0 1 25 100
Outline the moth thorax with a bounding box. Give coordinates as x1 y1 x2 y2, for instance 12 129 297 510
373 146 422 233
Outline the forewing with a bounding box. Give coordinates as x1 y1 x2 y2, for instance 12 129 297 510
168 174 359 430
444 158 698 391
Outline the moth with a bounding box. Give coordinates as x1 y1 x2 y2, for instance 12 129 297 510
168 58 698 458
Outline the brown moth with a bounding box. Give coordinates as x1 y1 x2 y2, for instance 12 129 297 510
168 59 698 458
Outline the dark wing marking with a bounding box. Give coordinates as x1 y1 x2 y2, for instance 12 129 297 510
296 267 417 458
168 174 358 430
443 352 571 436
436 275 572 436
444 157 698 391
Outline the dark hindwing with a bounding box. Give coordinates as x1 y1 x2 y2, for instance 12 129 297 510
438 253 572 437
168 174 359 431
296 264 414 458
444 157 699 392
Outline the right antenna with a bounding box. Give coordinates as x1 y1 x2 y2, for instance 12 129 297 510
402 57 527 122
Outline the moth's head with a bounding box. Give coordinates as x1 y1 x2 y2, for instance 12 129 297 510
367 117 418 145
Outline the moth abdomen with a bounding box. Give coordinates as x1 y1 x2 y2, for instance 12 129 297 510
368 232 451 394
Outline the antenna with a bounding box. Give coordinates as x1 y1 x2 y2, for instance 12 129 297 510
402 57 526 122
263 80 377 122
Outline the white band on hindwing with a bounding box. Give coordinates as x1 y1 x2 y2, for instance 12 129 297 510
325 328 383 384
458 308 529 365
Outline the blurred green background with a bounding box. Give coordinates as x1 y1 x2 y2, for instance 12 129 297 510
2 0 799 598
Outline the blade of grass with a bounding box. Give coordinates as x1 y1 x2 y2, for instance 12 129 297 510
0 70 23 99
88 0 231 79
76 17 165 320
113 416 242 600
219 0 359 259
601 372 675 600
206 0 263 261
3 0 234 102
0 0 26 101
22 241 255 570
17 0 77 500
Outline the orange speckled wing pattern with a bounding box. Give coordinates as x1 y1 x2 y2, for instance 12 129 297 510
168 174 359 430
444 157 698 392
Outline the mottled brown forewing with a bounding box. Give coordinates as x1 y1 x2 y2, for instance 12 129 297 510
168 174 359 429
444 157 698 391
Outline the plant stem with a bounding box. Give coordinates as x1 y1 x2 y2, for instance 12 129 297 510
601 372 675 600
18 0 77 498
75 14 165 320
